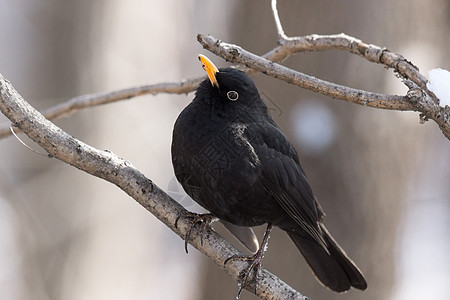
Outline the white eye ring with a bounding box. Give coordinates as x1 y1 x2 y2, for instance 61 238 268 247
227 90 239 101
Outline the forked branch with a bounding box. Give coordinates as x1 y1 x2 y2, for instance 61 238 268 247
197 1 450 139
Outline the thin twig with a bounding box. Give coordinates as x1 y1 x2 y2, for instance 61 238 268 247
0 77 203 139
271 0 288 40
9 126 48 157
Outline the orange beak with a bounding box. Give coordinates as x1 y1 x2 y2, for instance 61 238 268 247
198 54 219 87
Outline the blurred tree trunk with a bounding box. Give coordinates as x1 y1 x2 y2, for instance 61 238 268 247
200 0 448 299
1 2 101 299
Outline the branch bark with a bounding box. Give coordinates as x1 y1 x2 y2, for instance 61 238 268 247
0 73 308 300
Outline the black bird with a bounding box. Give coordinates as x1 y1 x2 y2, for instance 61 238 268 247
171 55 367 292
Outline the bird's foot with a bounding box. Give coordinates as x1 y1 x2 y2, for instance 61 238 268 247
175 212 218 253
224 223 273 299
224 250 264 299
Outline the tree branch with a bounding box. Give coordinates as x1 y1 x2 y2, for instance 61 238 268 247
198 33 414 111
195 1 450 140
0 73 308 299
271 0 288 40
2 1 447 141
269 0 433 97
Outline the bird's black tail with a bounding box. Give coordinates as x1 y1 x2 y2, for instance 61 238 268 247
286 224 367 292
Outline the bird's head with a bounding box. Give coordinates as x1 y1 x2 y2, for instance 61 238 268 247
197 54 260 105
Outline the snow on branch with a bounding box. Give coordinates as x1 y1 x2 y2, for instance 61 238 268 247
427 68 450 107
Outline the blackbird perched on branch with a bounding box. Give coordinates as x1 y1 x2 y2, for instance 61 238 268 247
171 55 367 293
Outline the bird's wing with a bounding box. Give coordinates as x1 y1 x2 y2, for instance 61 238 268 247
248 123 327 247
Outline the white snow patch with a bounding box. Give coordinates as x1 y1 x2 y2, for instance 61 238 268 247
427 68 450 107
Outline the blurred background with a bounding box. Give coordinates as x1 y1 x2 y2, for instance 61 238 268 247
0 0 449 299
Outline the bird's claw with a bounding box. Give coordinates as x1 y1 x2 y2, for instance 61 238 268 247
224 223 272 299
225 251 264 299
175 212 218 253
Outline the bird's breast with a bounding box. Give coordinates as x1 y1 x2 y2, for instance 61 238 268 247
172 101 286 226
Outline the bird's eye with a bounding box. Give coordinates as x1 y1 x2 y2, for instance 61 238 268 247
227 91 239 101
